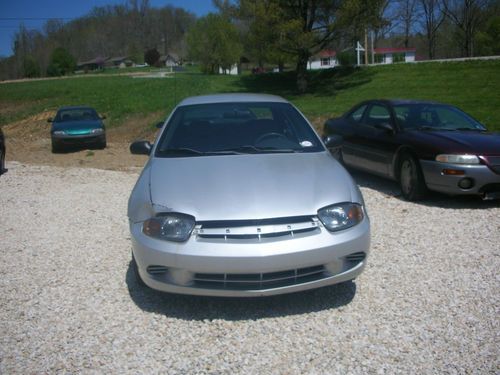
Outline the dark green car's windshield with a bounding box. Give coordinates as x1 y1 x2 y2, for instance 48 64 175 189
156 102 323 157
394 104 486 131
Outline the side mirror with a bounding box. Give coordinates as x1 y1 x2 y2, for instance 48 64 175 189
155 121 164 129
130 140 152 155
100 115 107 120
323 134 343 148
375 122 394 133
47 118 53 123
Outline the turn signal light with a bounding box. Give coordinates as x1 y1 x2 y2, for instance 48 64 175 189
442 169 465 176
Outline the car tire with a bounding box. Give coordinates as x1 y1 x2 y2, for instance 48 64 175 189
132 252 146 287
0 146 5 175
399 153 427 201
51 141 62 154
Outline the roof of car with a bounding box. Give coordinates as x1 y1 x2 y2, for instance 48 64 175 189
57 106 96 111
370 99 444 106
178 93 289 106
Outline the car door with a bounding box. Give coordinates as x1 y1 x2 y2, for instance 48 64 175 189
344 103 397 177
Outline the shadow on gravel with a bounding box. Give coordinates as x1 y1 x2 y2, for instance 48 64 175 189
126 262 357 321
349 168 499 210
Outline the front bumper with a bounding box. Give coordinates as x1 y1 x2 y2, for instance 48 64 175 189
52 133 105 145
130 217 370 297
420 160 500 198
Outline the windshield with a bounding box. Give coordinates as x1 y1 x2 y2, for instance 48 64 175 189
393 104 486 131
155 102 323 157
55 108 99 122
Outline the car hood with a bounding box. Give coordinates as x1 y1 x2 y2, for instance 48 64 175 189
52 120 103 133
147 152 358 221
407 130 500 155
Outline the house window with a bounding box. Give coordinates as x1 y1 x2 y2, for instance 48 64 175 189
321 58 330 66
374 54 384 63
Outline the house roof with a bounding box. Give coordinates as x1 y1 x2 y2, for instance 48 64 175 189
374 47 416 54
318 49 336 58
77 57 108 65
159 53 180 62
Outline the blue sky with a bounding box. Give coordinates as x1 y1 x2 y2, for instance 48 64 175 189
0 0 216 57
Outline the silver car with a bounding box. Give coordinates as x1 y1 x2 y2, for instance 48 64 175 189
128 94 370 297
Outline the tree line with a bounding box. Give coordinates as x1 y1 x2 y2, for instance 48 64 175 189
1 0 499 92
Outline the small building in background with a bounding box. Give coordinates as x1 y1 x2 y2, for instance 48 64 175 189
219 64 239 75
374 47 416 64
308 50 337 70
105 56 133 68
159 53 180 67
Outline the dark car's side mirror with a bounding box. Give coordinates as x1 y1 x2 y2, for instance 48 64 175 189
100 115 107 120
323 134 343 148
375 122 394 133
155 121 164 129
47 118 53 123
130 140 152 155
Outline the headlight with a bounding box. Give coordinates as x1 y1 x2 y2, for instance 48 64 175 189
53 130 66 135
91 128 104 134
142 213 195 242
435 154 480 165
318 203 364 232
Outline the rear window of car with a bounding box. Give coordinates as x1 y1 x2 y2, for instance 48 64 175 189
155 102 323 156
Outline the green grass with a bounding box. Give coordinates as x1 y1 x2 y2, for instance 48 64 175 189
1 60 499 131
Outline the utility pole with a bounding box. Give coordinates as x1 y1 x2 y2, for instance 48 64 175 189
364 28 368 65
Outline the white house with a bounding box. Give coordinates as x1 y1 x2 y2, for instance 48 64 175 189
374 47 416 64
219 64 239 75
308 50 337 70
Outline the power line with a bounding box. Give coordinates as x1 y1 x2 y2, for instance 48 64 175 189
0 17 74 21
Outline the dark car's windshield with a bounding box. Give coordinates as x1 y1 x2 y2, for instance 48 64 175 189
394 104 486 131
155 102 323 157
55 108 100 122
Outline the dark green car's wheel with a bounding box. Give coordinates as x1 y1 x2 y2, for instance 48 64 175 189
51 140 62 153
0 146 5 175
399 153 427 201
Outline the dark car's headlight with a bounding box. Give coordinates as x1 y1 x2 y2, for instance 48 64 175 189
91 128 104 134
53 130 66 135
142 213 195 242
318 203 364 232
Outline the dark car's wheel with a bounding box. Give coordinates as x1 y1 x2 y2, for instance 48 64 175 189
399 153 427 201
99 139 107 149
132 252 146 287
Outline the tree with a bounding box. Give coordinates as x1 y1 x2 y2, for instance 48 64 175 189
144 48 160 65
419 0 446 59
442 0 488 57
46 47 75 76
23 55 40 78
396 0 420 47
225 0 384 92
186 13 243 74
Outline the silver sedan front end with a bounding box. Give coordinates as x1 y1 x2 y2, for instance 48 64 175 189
130 211 370 297
128 94 371 297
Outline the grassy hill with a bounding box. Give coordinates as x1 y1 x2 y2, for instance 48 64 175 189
1 59 499 132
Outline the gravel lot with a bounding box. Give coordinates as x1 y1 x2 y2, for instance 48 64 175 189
1 161 499 374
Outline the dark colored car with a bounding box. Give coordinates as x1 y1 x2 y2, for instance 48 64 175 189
0 127 6 175
324 100 500 201
49 106 106 153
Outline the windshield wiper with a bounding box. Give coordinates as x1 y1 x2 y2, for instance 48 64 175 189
157 147 241 157
218 145 299 154
454 127 486 132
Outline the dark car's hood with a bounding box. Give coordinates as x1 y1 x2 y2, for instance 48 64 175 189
406 130 500 155
52 120 103 133
147 152 359 221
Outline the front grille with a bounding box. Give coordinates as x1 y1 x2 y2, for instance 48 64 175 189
345 252 366 262
195 216 320 241
193 265 327 290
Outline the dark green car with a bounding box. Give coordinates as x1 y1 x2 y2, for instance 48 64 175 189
49 106 106 153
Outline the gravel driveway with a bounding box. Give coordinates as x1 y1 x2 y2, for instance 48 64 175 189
1 162 498 374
